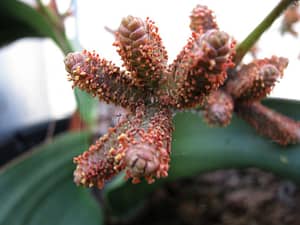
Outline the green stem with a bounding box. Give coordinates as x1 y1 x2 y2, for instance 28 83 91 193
35 0 74 55
235 0 295 64
36 0 61 30
56 32 74 55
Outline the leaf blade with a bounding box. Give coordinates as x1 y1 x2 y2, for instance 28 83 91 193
0 132 103 225
0 0 60 47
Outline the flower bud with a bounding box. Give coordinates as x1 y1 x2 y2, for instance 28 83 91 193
115 16 168 86
190 5 218 34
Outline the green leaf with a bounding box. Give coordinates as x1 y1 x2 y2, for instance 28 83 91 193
0 16 43 48
104 98 300 218
74 88 99 126
0 132 103 225
0 0 60 48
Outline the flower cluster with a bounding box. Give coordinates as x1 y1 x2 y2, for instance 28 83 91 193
203 55 300 145
64 4 300 189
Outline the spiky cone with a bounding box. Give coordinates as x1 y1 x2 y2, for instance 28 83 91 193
73 118 130 189
64 50 150 110
225 56 288 102
190 4 218 34
166 29 235 108
236 102 300 146
203 90 234 127
114 15 168 87
73 105 173 188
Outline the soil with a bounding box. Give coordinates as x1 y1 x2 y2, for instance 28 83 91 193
111 169 300 225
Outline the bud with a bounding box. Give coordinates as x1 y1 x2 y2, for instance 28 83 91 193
124 143 160 184
197 29 235 72
168 29 235 108
190 5 218 34
225 56 288 102
114 16 168 86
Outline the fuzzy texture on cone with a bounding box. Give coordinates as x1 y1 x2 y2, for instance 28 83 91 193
65 50 148 110
114 16 168 86
166 29 235 108
236 102 300 146
225 56 288 102
73 105 173 188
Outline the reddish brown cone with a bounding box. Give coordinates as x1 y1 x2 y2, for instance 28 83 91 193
236 102 300 146
73 105 173 188
167 29 235 108
64 50 149 110
225 56 288 102
114 16 168 86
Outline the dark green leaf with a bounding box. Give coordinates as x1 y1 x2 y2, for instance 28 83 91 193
0 132 103 225
104 98 300 218
0 0 59 48
74 88 99 126
0 17 43 48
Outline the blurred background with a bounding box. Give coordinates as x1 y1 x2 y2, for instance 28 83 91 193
1 0 300 137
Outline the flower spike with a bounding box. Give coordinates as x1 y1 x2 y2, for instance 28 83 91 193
73 105 173 188
73 118 130 189
114 16 168 86
236 102 300 146
65 50 149 110
167 29 235 108
225 56 288 102
124 106 173 184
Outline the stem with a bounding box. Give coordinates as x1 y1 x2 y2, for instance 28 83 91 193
35 0 74 55
235 0 295 64
36 0 61 30
56 32 74 55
